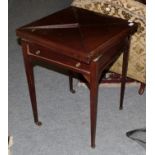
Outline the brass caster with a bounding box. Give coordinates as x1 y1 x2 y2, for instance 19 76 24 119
35 121 42 126
70 89 76 94
91 144 96 149
119 106 123 110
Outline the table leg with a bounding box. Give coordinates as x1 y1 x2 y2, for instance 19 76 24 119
120 42 130 110
90 63 99 148
138 83 145 95
22 42 42 126
69 71 76 93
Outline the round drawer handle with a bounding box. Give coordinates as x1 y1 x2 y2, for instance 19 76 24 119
75 62 81 67
35 50 41 55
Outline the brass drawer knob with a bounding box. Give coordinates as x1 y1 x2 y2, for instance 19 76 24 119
75 62 81 67
35 50 41 55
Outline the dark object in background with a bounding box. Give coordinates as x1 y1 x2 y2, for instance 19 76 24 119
135 0 146 4
126 128 146 149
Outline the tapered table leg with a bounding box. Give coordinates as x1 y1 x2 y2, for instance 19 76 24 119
69 71 76 94
138 83 145 95
120 40 130 110
90 62 99 148
21 41 42 126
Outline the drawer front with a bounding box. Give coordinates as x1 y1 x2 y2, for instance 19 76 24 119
28 43 56 59
27 43 90 74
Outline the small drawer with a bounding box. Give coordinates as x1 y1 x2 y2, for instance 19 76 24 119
27 43 90 74
28 43 51 58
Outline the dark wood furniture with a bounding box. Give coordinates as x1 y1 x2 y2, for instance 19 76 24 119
16 6 137 148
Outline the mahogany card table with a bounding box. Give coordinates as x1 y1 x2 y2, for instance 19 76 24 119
16 6 137 148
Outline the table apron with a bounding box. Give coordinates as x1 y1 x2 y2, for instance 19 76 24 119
29 53 91 75
97 38 127 74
